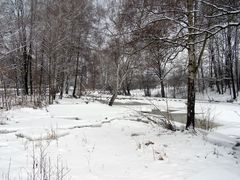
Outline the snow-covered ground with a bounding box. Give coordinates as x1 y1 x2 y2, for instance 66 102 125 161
0 96 240 180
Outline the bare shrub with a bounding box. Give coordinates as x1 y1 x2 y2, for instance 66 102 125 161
197 108 217 130
2 142 70 180
28 142 71 180
148 98 176 131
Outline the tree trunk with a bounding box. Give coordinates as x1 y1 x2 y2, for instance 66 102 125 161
23 46 29 95
79 71 84 97
108 91 118 106
173 86 176 98
210 40 221 94
144 85 151 97
29 0 34 96
126 84 131 96
59 72 65 99
39 49 44 96
73 52 80 98
186 0 196 129
216 40 224 94
234 28 239 94
108 64 121 106
29 45 33 96
48 57 52 104
200 63 205 93
122 85 127 95
227 27 237 99
65 75 69 94
160 80 165 98
186 76 196 129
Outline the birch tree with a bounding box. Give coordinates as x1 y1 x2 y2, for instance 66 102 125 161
118 0 240 129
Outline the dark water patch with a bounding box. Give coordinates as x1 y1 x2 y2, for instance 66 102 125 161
97 99 150 106
146 109 219 130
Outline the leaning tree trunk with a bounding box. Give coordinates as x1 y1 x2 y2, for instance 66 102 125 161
108 65 130 105
108 90 118 106
108 64 121 106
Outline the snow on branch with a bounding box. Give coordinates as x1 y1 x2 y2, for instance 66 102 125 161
201 0 240 15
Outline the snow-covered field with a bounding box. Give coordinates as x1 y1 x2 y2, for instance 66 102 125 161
0 96 240 180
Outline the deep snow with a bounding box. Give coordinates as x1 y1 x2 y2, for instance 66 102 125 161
0 96 240 180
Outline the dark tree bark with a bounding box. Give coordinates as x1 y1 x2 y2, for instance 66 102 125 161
227 27 237 99
79 65 86 97
59 71 65 99
210 39 221 94
200 63 206 93
48 56 52 104
23 46 29 95
234 28 239 94
126 84 131 96
186 76 196 129
65 75 69 94
73 52 80 98
215 39 224 94
39 48 44 96
186 0 196 129
160 80 165 98
29 45 33 96
108 91 118 106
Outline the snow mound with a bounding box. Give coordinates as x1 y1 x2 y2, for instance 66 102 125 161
187 167 240 180
15 130 69 141
205 132 238 147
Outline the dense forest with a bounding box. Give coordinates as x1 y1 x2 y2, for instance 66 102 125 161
0 0 239 129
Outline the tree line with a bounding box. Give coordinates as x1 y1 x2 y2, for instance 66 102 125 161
0 0 239 129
